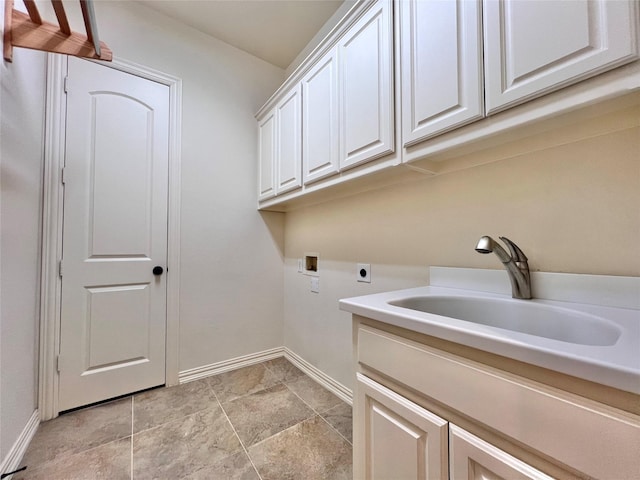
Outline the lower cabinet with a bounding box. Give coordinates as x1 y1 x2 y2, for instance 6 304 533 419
448 425 552 480
355 373 552 480
355 373 448 480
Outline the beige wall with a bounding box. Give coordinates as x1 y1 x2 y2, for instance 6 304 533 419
283 105 640 390
0 28 45 460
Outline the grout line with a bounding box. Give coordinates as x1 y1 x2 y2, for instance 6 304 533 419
283 383 352 445
317 407 353 446
130 396 134 480
211 389 264 480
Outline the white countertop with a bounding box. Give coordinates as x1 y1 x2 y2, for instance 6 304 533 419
340 284 640 394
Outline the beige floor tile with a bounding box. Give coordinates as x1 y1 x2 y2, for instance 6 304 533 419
21 397 132 468
286 374 343 413
223 383 314 447
206 364 281 403
133 379 218 433
14 437 131 480
187 451 260 480
248 415 352 480
321 402 353 443
262 357 305 383
132 405 242 479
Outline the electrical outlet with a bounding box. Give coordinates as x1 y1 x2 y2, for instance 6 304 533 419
311 276 320 293
357 263 371 283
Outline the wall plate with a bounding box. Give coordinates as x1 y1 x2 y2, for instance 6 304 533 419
357 263 371 283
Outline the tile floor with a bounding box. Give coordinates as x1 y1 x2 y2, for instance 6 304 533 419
16 358 353 479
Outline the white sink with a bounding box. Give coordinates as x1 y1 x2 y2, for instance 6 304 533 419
389 296 621 346
339 281 640 394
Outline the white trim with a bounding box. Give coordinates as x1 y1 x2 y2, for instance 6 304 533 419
39 54 182 419
0 410 39 478
178 348 285 384
178 347 354 406
284 348 353 405
38 54 66 421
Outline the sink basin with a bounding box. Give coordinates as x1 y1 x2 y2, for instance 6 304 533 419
389 296 621 346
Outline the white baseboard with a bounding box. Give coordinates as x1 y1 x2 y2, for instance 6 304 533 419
178 347 284 383
0 410 39 479
284 348 353 405
177 347 353 406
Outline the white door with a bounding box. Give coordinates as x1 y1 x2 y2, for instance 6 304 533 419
58 57 169 411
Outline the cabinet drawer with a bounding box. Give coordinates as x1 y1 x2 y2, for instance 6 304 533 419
357 325 640 479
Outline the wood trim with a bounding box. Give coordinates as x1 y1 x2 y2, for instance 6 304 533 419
51 0 71 35
3 0 13 61
23 0 41 24
9 9 112 60
39 55 183 419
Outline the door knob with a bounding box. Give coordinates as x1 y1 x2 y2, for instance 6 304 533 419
152 266 164 276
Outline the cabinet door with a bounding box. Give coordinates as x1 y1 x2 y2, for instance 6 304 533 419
276 85 302 194
484 0 639 114
302 48 340 184
400 0 483 146
354 373 448 480
449 424 553 480
258 109 276 200
339 0 394 170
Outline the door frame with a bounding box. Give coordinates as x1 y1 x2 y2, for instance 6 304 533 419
39 53 182 420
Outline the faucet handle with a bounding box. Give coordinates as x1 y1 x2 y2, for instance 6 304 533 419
499 237 528 262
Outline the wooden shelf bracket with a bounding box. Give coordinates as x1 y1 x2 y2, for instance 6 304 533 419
3 0 112 62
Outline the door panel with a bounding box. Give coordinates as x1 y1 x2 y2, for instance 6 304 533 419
59 57 169 411
400 0 483 145
483 0 639 113
339 0 394 170
89 94 153 256
302 48 340 184
354 373 449 480
258 110 276 200
449 424 553 480
276 85 302 194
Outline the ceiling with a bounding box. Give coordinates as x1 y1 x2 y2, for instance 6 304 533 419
138 0 347 69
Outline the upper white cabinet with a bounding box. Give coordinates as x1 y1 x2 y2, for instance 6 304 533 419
399 0 484 146
275 85 302 194
257 0 639 209
483 0 639 114
257 110 276 201
302 47 340 184
257 85 302 200
339 0 394 170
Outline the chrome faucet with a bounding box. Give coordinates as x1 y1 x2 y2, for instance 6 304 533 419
475 236 532 299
